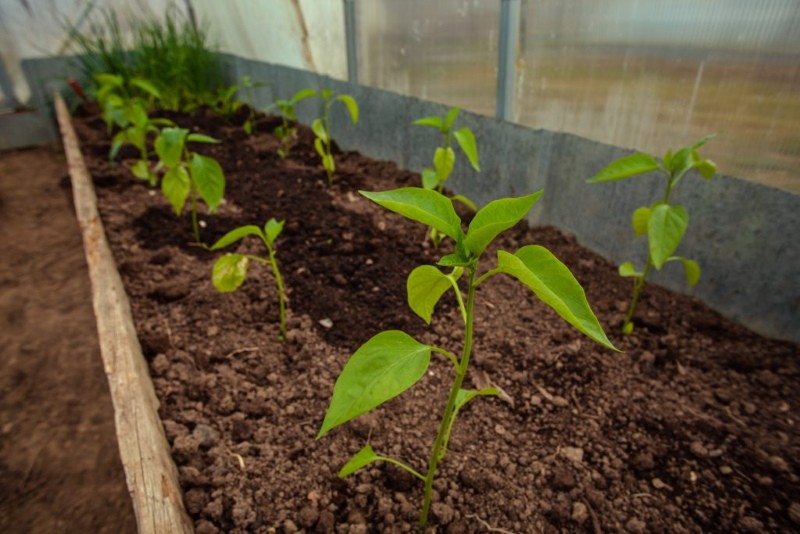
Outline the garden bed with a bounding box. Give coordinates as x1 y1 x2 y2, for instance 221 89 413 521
67 100 798 533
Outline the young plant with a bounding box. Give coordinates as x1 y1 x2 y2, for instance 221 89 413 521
94 72 161 132
311 89 359 185
210 219 288 341
317 187 617 527
414 107 480 246
109 100 174 185
211 76 265 134
154 127 226 242
587 135 717 334
267 88 316 158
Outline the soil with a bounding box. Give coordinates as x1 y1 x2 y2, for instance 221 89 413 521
0 147 136 533
72 107 799 534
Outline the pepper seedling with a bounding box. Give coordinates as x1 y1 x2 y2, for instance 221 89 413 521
414 107 480 246
154 127 226 243
311 89 359 185
587 134 717 334
267 88 316 158
93 72 161 133
210 218 288 341
317 187 618 527
109 100 174 185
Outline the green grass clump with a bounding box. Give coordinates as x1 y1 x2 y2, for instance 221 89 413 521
67 6 224 113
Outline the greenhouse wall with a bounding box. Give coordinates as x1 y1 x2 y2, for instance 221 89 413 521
222 55 799 344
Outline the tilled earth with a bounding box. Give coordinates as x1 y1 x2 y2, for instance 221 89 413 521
74 107 799 533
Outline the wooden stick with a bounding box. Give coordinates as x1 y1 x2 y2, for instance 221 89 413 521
55 94 193 534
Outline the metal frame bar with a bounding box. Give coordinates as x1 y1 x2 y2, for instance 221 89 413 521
344 0 359 84
497 0 521 121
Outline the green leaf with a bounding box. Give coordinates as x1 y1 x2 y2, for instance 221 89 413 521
314 137 327 158
161 166 190 215
130 77 162 99
360 188 462 241
210 225 263 251
243 120 253 135
318 330 432 438
155 127 188 168
497 246 617 351
337 94 359 123
186 133 220 144
667 256 701 286
264 218 284 245
131 159 151 181
464 191 543 257
323 153 335 173
110 131 126 161
455 387 499 412
407 265 461 324
339 445 381 478
433 147 455 182
692 133 716 150
125 102 149 127
587 153 660 183
413 115 444 130
451 194 477 211
444 108 460 130
438 251 471 267
190 154 225 213
292 88 317 103
694 159 716 179
312 119 328 143
648 204 688 269
454 127 480 171
126 127 146 153
94 73 123 88
618 261 642 278
631 206 652 237
421 168 439 190
212 253 249 292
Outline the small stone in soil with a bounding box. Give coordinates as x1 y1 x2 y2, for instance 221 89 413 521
561 446 584 464
690 441 709 457
625 517 647 534
738 516 764 532
768 455 790 473
552 466 576 490
319 318 333 329
788 502 800 524
571 501 588 524
193 424 219 448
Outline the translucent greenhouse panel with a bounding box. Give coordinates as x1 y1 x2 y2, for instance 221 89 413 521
357 0 500 116
190 0 347 79
0 0 187 104
516 0 800 192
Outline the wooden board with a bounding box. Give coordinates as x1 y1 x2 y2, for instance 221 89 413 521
55 94 194 534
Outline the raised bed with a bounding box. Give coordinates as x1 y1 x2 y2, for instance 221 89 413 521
57 94 800 533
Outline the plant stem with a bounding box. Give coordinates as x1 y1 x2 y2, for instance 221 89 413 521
623 257 653 332
419 267 477 528
190 186 200 243
267 245 287 341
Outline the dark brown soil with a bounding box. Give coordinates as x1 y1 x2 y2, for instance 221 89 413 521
0 147 136 533
74 107 799 533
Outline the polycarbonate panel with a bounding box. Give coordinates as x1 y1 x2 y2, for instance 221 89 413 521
357 0 500 116
191 0 347 80
0 0 186 104
516 0 800 192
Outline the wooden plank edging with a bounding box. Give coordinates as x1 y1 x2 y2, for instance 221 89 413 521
55 94 194 534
